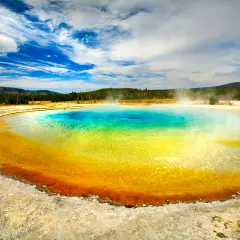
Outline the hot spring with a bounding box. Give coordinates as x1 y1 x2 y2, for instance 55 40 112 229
1 105 240 206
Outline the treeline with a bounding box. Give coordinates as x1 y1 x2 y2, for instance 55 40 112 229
0 93 29 104
0 88 174 104
0 83 240 105
184 84 240 100
81 88 174 101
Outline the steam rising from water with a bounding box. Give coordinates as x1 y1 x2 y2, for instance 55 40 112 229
175 88 239 105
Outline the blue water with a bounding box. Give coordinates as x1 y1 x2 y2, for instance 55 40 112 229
38 106 229 131
7 106 240 138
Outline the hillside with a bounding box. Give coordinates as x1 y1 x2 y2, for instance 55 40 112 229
0 87 59 95
0 82 239 104
74 82 240 101
186 82 240 100
212 82 240 89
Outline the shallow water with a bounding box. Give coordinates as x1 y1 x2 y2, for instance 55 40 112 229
2 105 240 206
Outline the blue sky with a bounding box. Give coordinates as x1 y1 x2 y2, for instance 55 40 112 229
0 0 240 92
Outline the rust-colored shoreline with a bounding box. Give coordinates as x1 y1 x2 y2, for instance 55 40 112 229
1 164 239 208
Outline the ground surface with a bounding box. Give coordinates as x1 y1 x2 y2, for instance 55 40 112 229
0 176 239 240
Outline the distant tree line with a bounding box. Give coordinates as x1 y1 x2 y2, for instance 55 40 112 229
0 84 239 105
0 88 175 104
0 93 29 104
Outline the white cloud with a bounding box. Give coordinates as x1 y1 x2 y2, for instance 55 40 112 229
86 64 138 75
55 27 106 65
0 34 18 52
109 0 240 61
68 41 105 65
213 66 238 75
0 76 109 92
0 5 51 48
43 66 69 74
0 61 71 74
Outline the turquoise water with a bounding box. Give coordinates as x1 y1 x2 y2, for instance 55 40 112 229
32 106 240 132
7 105 240 137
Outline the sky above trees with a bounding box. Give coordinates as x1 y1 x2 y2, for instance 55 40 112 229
0 0 240 92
